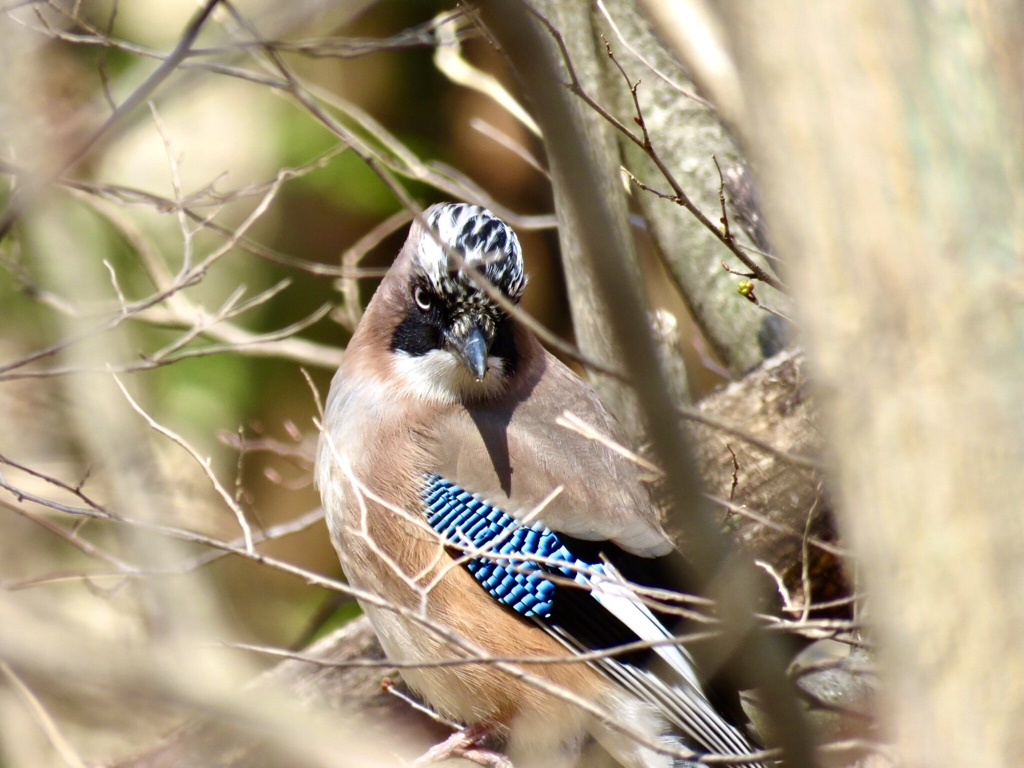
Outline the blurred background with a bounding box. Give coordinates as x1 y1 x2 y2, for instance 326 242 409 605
0 2 733 765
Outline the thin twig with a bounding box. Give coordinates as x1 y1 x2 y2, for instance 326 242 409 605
113 374 255 554
595 0 711 108
525 6 784 293
0 0 225 242
708 495 845 558
0 663 89 768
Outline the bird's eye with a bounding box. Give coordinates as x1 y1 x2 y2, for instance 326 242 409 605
413 286 433 312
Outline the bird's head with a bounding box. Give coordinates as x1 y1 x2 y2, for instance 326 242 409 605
380 203 528 402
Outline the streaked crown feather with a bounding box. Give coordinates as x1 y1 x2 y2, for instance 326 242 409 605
415 203 526 303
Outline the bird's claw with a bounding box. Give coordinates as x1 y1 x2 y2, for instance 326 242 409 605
412 722 512 768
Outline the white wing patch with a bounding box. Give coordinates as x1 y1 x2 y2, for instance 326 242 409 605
588 565 703 691
547 562 765 766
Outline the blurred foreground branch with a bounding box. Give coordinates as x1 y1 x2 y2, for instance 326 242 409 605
111 617 445 768
714 2 1024 765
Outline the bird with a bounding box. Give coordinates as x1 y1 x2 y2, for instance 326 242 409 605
316 202 765 768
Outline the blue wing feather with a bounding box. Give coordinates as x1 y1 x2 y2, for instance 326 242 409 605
422 473 603 617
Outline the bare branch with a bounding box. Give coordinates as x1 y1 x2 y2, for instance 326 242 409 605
0 662 89 768
0 0 225 241
113 374 255 554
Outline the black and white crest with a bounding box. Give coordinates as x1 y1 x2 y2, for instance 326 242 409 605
416 203 526 303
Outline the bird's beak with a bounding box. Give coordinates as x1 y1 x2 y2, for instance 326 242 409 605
449 323 489 381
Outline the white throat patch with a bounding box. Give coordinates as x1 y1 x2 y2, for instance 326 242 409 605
390 349 509 404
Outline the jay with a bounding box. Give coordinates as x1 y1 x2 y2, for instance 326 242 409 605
316 203 765 768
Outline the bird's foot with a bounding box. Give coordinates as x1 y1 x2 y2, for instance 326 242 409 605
412 721 511 768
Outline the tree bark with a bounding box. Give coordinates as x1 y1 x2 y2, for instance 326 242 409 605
596 0 791 375
517 0 654 446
